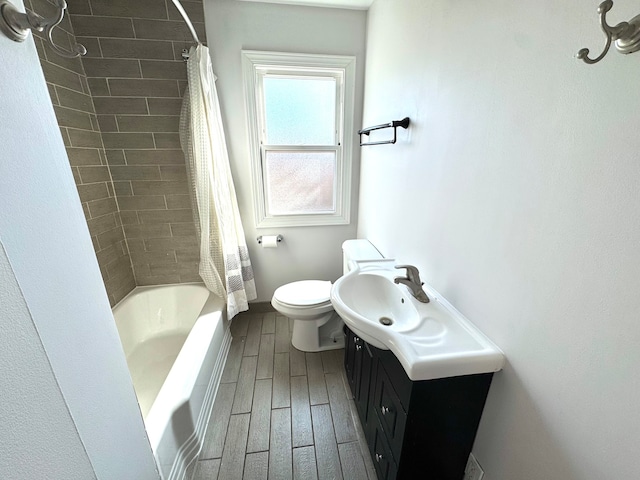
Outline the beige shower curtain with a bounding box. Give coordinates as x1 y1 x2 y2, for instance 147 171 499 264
180 44 257 319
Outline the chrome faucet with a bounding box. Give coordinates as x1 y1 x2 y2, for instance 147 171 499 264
394 265 430 303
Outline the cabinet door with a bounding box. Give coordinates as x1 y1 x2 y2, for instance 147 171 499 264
373 363 408 462
344 327 358 396
370 411 398 480
355 340 374 425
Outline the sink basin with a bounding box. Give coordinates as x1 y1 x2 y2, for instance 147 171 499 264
331 260 505 381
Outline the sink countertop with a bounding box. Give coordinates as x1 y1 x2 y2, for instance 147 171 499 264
331 261 505 382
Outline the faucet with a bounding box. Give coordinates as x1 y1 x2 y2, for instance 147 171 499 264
394 265 430 303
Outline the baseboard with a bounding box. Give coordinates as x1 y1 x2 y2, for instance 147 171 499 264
248 301 276 313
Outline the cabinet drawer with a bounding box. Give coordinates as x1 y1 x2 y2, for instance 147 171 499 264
371 412 398 480
373 362 407 461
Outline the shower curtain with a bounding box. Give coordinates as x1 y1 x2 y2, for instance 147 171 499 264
180 44 257 319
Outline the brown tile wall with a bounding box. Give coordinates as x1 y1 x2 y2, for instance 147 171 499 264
67 0 206 286
30 0 136 306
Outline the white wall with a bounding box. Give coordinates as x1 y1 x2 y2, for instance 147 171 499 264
204 0 367 301
359 0 640 478
0 7 158 478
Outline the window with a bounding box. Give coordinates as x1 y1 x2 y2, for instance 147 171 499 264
242 51 356 227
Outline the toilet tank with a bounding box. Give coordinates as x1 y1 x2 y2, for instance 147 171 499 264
342 239 384 275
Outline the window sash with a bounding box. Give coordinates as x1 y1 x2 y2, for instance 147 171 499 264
242 50 355 228
260 145 341 217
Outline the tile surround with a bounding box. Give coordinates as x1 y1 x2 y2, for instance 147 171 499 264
30 0 135 306
35 0 207 300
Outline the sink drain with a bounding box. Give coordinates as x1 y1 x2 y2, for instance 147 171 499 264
379 317 394 326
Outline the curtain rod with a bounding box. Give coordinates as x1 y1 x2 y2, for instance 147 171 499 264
171 0 200 45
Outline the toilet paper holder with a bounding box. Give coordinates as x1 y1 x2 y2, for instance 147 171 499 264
257 235 283 244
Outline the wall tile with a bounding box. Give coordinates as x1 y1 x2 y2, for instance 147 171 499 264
113 181 133 196
77 182 109 203
167 1 205 23
56 86 95 112
42 61 83 91
94 97 148 114
83 58 142 78
108 78 179 97
109 165 161 181
139 59 187 80
124 149 184 165
147 98 182 115
101 132 155 149
138 208 193 224
133 19 198 42
54 106 94 130
66 147 103 166
88 77 110 96
116 115 179 132
154 132 181 148
71 15 135 38
97 115 118 132
86 212 118 237
131 180 188 196
100 39 174 60
117 195 167 211
68 128 103 148
123 223 172 239
76 37 102 57
105 149 126 164
165 194 190 209
78 165 111 183
89 0 169 20
87 197 118 218
159 165 186 181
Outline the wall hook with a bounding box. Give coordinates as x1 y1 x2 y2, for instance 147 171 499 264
577 0 640 64
0 0 86 58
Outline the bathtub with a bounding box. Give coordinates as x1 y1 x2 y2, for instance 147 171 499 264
112 284 230 480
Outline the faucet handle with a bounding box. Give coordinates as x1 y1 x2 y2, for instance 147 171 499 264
394 264 424 284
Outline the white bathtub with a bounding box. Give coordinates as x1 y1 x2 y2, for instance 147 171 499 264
112 284 230 480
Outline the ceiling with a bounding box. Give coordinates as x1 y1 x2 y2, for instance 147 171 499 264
234 0 374 10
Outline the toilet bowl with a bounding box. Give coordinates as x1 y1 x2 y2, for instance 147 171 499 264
271 239 384 353
271 280 345 352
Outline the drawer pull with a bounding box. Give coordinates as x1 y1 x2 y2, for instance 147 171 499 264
381 405 390 415
375 453 383 463
356 344 362 351
353 336 359 343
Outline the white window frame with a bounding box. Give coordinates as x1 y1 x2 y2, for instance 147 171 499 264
242 50 356 228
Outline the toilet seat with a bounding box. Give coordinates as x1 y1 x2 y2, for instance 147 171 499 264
273 280 332 307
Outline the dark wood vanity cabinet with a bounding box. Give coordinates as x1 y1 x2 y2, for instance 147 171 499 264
343 326 494 480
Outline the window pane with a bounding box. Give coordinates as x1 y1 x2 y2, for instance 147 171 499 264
263 76 336 145
264 150 336 215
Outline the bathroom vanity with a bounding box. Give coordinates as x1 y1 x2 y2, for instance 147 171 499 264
344 325 493 480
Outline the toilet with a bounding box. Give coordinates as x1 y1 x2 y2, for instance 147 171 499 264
271 239 383 352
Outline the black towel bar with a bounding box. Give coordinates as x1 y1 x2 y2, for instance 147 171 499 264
358 117 410 146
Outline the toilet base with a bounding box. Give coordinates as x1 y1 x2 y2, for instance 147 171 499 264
291 313 345 352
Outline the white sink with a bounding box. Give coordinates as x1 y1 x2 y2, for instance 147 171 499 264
331 260 505 381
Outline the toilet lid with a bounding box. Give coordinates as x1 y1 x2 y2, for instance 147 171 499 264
274 280 332 307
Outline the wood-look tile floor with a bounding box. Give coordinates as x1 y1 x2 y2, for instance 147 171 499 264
186 311 378 480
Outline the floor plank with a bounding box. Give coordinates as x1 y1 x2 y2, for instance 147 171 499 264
326 373 357 444
243 451 269 480
311 404 343 480
218 413 250 480
290 345 307 377
338 442 369 480
322 349 345 374
244 315 263 357
221 335 246 384
256 333 275 380
275 314 291 353
269 407 293 480
232 355 258 414
291 375 313 448
231 314 250 337
293 446 318 480
306 352 328 405
201 383 237 459
193 458 221 480
262 312 276 334
247 378 272 453
272 352 291 408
